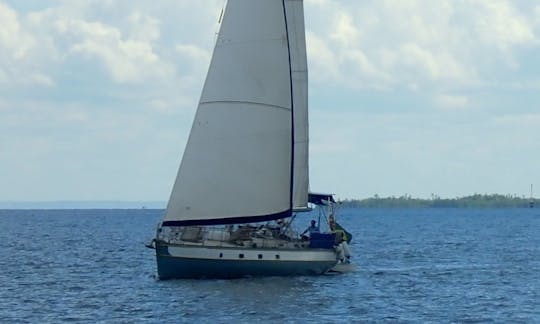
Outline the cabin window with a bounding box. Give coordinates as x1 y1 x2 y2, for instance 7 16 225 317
239 254 244 259
258 254 263 259
275 254 280 260
219 253 223 258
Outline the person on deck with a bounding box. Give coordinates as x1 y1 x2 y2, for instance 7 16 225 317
301 220 319 239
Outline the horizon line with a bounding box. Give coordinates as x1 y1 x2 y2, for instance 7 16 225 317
1 193 536 203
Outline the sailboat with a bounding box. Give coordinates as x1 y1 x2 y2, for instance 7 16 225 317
149 0 352 279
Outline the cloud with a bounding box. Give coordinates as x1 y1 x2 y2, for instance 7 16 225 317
0 2 54 87
0 0 228 121
469 0 536 49
304 0 539 92
0 2 35 59
54 18 172 84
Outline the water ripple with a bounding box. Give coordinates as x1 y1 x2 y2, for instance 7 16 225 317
0 208 539 322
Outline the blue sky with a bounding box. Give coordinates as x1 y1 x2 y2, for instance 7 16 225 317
1 0 539 202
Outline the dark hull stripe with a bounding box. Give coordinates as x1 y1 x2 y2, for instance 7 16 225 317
156 255 336 279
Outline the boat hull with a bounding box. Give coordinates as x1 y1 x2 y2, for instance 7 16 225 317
155 242 338 279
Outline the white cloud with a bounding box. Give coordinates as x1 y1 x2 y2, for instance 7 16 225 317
304 0 539 92
0 2 35 59
55 18 171 83
470 0 536 49
0 2 56 87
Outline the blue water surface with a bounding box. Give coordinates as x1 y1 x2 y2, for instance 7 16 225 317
1 208 539 323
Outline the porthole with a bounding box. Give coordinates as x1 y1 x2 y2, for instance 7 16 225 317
275 254 280 260
258 254 263 259
219 253 223 258
239 254 244 259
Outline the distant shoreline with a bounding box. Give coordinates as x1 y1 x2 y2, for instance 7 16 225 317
1 194 537 209
339 194 538 208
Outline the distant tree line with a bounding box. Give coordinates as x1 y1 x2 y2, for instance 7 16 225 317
339 194 539 208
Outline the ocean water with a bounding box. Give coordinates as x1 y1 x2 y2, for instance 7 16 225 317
1 208 539 323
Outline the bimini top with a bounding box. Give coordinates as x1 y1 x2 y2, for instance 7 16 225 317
308 193 335 206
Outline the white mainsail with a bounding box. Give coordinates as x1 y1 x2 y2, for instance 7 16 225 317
164 0 309 225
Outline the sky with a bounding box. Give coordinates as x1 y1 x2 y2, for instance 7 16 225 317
1 0 539 203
